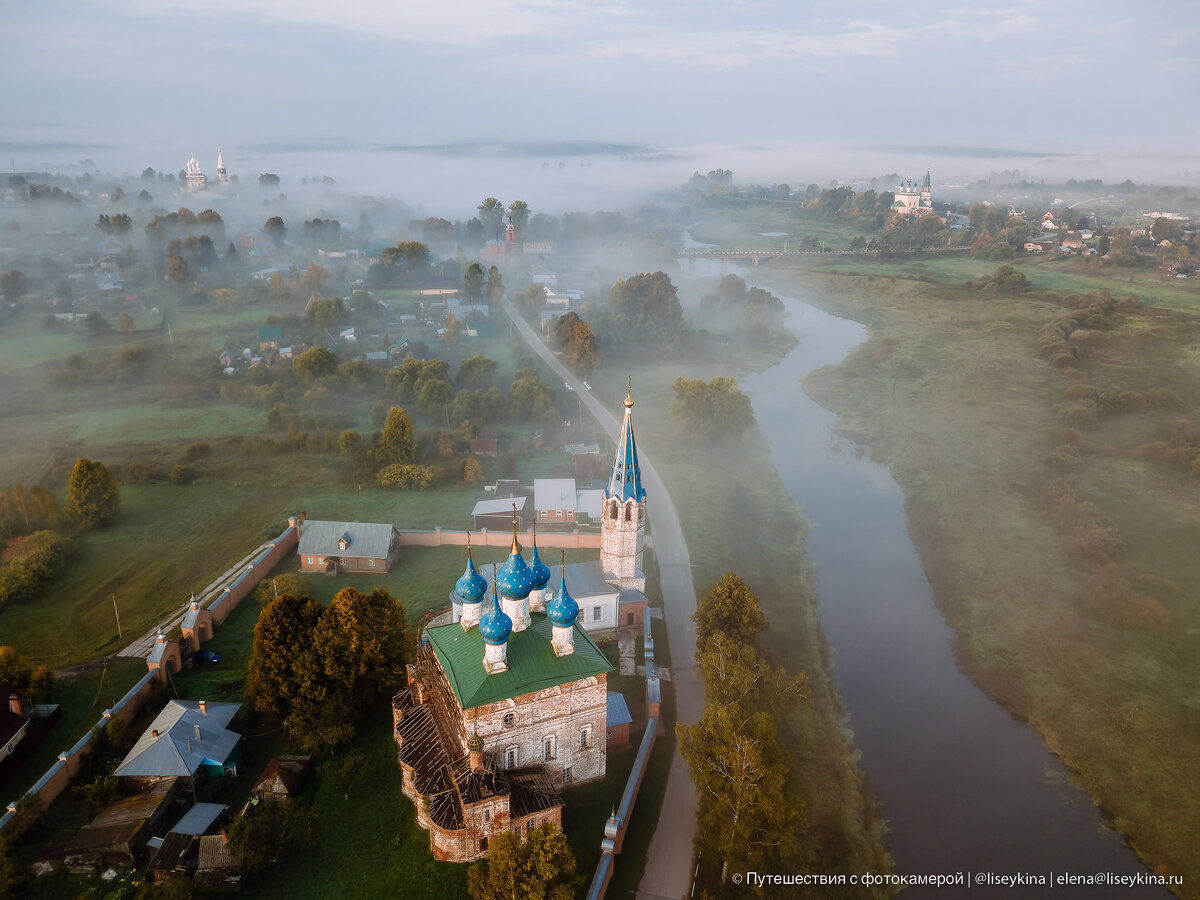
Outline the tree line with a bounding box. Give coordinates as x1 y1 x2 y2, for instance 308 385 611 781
679 573 809 887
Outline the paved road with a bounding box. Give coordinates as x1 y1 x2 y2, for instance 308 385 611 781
501 297 701 899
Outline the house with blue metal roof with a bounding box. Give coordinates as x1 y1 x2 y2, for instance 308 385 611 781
115 700 241 788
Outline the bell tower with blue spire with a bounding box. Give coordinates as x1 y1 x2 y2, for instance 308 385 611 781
600 378 647 590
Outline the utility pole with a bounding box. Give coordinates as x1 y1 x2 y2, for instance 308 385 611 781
112 593 122 638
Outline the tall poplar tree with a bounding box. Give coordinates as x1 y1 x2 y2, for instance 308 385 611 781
66 459 120 528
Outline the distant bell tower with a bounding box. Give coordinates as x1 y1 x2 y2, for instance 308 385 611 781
216 149 228 185
920 169 932 208
600 379 647 590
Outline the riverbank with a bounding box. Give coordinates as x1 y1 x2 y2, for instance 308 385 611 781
588 349 892 885
768 264 1200 894
504 284 890 890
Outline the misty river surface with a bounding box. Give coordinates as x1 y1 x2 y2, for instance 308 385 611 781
684 241 1162 895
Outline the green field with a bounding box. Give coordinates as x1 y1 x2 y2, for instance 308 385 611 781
799 252 1200 314
782 264 1200 891
686 202 859 251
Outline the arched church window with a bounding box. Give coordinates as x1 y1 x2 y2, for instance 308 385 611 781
624 503 631 522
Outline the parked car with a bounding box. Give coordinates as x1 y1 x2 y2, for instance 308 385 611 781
583 381 591 390
564 382 574 391
193 650 221 665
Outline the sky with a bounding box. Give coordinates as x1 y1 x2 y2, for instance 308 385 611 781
3 1 1198 192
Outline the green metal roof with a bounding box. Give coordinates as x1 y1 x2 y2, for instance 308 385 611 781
426 614 612 710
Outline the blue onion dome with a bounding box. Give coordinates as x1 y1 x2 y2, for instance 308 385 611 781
479 586 513 645
547 567 579 628
456 549 487 605
528 542 551 591
497 525 535 600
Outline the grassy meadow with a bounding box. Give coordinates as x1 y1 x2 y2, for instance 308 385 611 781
763 262 1200 891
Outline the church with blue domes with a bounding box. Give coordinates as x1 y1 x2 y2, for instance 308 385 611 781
391 383 652 861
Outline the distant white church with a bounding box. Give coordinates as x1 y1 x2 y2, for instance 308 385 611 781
183 150 228 192
892 170 933 215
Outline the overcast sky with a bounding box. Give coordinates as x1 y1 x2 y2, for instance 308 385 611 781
3 1 1197 186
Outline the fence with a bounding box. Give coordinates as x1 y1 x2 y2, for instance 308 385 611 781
394 528 600 549
585 614 664 900
0 522 299 836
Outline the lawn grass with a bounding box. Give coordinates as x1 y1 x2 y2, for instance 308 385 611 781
251 710 470 900
781 264 1200 888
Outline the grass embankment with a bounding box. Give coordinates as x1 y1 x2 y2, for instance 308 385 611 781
588 342 891 886
772 265 1200 893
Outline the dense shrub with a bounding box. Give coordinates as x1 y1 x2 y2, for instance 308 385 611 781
1046 445 1082 470
376 464 435 489
1057 403 1098 428
170 464 197 484
1065 521 1124 562
181 441 212 462
1097 389 1144 414
0 531 73 606
1085 564 1171 629
1061 384 1097 402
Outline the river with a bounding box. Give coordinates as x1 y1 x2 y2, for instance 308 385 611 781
682 231 1163 896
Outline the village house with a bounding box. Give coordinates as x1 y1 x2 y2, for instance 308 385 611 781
0 687 30 765
67 779 186 869
472 496 528 531
257 325 283 351
115 700 242 789
251 755 311 804
533 478 604 525
296 518 400 574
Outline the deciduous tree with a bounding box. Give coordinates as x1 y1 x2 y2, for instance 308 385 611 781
264 215 287 245
693 572 767 651
608 271 683 329
462 457 484 484
66 459 120 528
0 646 32 691
292 347 338 383
463 262 486 302
164 254 189 286
669 377 755 444
476 197 505 242
678 702 798 883
457 354 499 389
467 824 582 900
370 407 417 465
